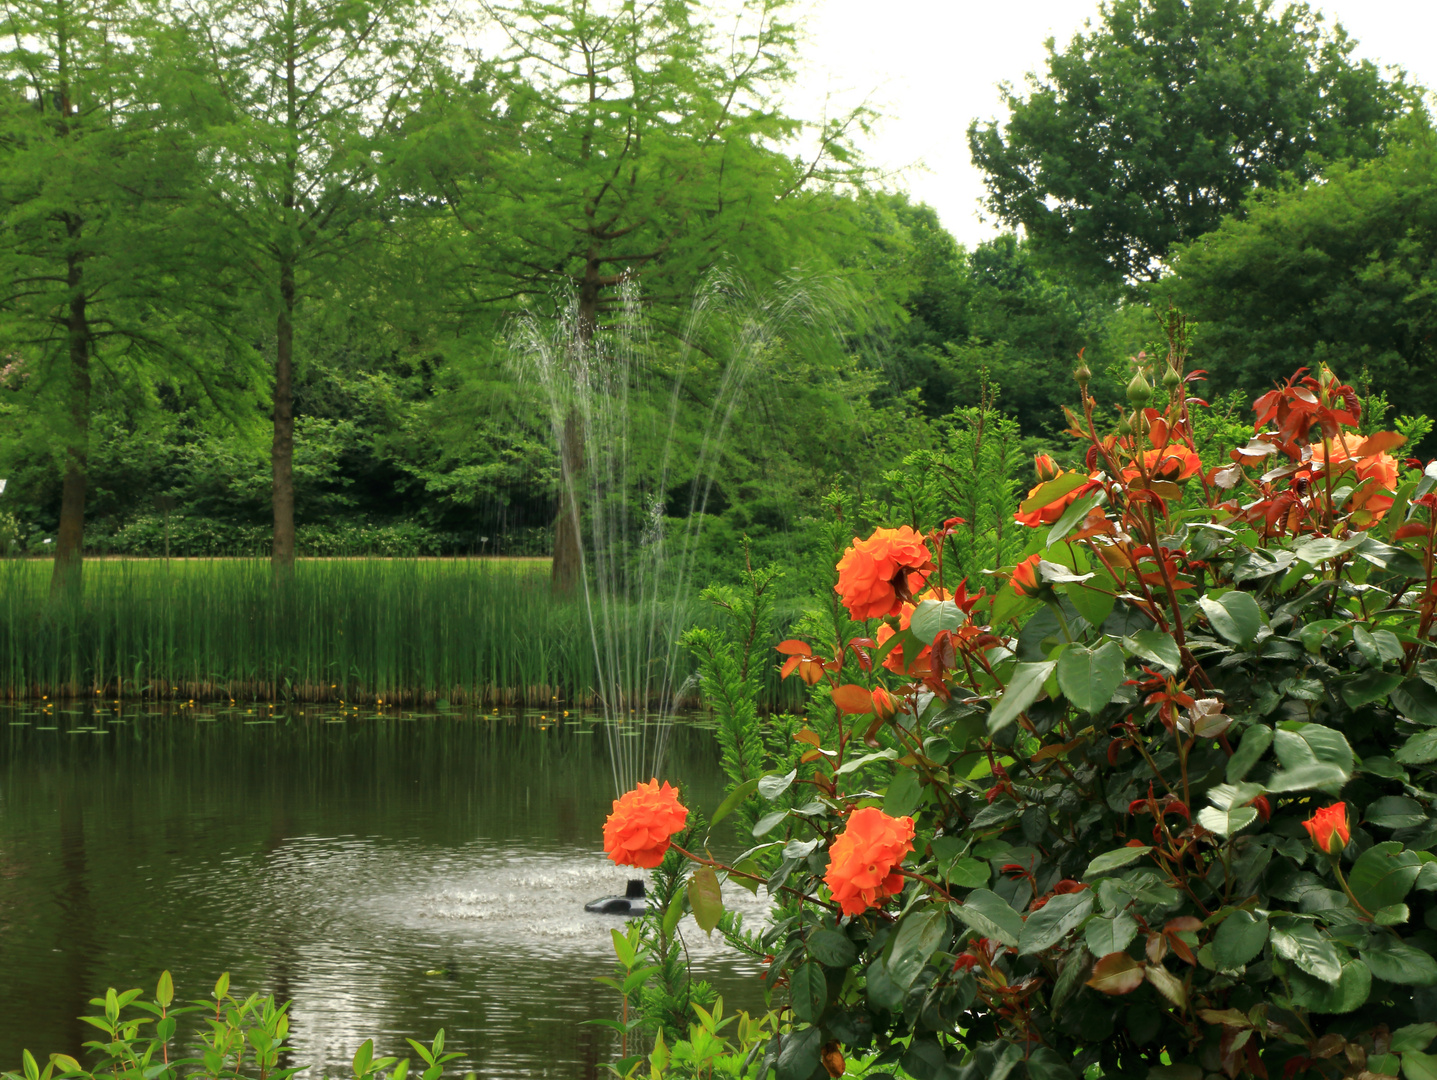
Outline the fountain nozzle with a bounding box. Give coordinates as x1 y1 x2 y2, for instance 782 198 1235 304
585 878 646 916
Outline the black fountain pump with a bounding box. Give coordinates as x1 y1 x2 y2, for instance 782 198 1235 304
585 878 646 916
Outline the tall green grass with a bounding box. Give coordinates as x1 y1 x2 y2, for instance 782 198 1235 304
0 558 733 705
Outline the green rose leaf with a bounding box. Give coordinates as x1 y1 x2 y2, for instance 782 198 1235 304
1084 912 1138 956
1366 796 1428 830
910 599 965 645
1270 921 1343 982
1397 730 1437 765
807 928 858 969
1198 591 1264 645
988 661 1057 733
947 857 991 889
1213 910 1269 970
1403 1050 1437 1080
1083 846 1151 879
775 1025 823 1080
1122 630 1182 676
888 907 950 988
952 888 1024 949
1359 935 1437 986
789 961 827 1023
758 769 797 800
1019 891 1094 955
1288 958 1372 1014
1226 725 1273 783
1056 640 1126 715
1348 841 1424 912
687 865 723 934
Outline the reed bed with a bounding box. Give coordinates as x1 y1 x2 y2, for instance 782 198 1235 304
0 557 746 706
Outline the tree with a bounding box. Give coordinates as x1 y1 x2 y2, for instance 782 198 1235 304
409 0 868 590
174 0 447 570
1158 125 1437 433
0 0 230 591
968 0 1416 283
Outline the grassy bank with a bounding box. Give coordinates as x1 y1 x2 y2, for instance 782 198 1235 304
0 557 770 706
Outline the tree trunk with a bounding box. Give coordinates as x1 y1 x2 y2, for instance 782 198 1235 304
51 251 90 597
551 264 601 593
272 258 296 572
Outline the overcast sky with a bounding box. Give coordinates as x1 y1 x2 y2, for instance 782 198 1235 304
787 0 1437 248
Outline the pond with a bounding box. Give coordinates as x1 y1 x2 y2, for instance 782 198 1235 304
0 702 767 1079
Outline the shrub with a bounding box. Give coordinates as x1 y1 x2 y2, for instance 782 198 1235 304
2 973 454 1080
603 355 1437 1079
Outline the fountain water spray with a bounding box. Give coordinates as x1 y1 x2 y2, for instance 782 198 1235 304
508 270 839 804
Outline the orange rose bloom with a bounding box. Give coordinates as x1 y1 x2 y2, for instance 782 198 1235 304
603 779 689 868
1310 443 1399 525
835 526 934 621
1034 453 1060 482
1010 553 1043 598
825 806 916 916
1123 446 1202 484
1302 802 1349 856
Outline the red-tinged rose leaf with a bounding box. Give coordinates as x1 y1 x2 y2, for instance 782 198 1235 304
780 656 801 679
794 727 821 747
800 748 826 765
776 639 814 656
831 684 875 714
797 659 827 686
1352 431 1407 458
1165 917 1203 934
1086 952 1146 995
1395 522 1429 540
848 637 876 650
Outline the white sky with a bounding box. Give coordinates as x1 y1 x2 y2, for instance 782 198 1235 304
789 0 1437 249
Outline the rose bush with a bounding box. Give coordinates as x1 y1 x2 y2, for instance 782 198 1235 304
604 356 1437 1080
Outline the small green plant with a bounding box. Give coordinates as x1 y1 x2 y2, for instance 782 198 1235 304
3 972 451 1080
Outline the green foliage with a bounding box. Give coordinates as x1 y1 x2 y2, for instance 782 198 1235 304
1 972 451 1080
1160 127 1437 444
969 0 1420 281
644 358 1437 1080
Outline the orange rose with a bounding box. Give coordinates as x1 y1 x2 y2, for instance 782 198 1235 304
1310 443 1399 525
1014 472 1099 528
1302 803 1349 856
835 526 934 621
825 806 916 916
1123 446 1202 484
1034 453 1060 482
602 779 689 868
1010 553 1043 598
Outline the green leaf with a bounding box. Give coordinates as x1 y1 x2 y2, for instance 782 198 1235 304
1047 490 1107 547
1056 641 1126 715
888 908 949 988
1403 1050 1437 1080
1083 846 1151 879
910 599 965 644
1084 912 1138 956
156 971 173 1009
835 748 898 776
988 661 1057 732
1392 1024 1437 1053
1198 591 1264 645
1226 725 1273 782
1366 796 1428 829
1122 630 1182 676
1052 946 1094 1012
758 769 797 800
709 778 758 828
1392 678 1437 724
1025 1046 1079 1080
1360 935 1437 985
883 766 923 818
1342 670 1404 709
662 893 685 938
1018 891 1094 955
1348 841 1424 911
1065 575 1117 629
951 889 1024 948
776 1026 823 1080
1397 730 1437 765
1213 910 1269 970
1270 921 1342 982
808 929 858 968
1196 804 1259 837
687 866 723 934
1019 473 1091 515
947 857 991 889
753 810 788 837
1288 958 1371 1014
789 962 827 1023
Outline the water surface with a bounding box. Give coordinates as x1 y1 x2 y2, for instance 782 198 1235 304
0 703 765 1078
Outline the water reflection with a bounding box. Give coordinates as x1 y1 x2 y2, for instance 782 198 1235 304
0 704 766 1078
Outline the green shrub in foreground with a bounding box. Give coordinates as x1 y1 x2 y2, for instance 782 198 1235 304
609 360 1437 1079
2 973 456 1080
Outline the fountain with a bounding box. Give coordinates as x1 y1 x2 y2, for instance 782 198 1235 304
507 270 839 908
